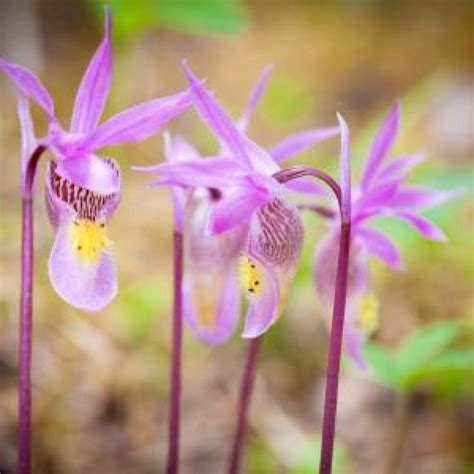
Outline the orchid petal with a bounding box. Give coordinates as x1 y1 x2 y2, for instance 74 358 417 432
48 219 117 311
57 153 120 194
0 57 55 119
46 159 121 226
361 101 400 189
357 226 404 270
268 126 340 163
389 186 461 210
337 113 351 222
183 62 279 175
17 95 36 184
314 229 369 309
183 193 246 342
139 157 249 190
354 177 403 216
209 188 270 234
183 272 241 344
236 65 273 133
377 152 427 181
182 61 252 166
241 255 279 338
86 91 192 150
344 324 369 370
163 133 187 231
166 134 201 162
390 211 447 241
70 7 112 134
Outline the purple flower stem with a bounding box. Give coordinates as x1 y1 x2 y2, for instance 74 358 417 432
319 220 351 474
228 337 262 474
274 165 351 473
18 145 46 474
167 230 184 474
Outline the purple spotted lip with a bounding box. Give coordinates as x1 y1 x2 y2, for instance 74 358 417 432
137 62 342 339
0 8 192 310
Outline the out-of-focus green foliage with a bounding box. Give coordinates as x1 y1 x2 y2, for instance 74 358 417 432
90 0 246 40
118 277 171 344
260 77 314 124
364 321 474 395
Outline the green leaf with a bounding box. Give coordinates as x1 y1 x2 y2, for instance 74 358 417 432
91 0 246 41
396 321 462 374
364 343 402 389
154 0 246 35
422 348 474 373
403 348 474 395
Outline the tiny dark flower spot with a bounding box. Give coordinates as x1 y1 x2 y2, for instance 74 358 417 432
248 288 255 293
254 280 259 286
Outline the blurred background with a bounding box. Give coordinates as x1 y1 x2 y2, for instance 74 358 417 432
0 0 473 472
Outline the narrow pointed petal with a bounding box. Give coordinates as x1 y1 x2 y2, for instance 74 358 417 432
389 186 461 210
70 7 112 134
337 113 351 222
391 211 447 241
241 255 279 338
163 133 187 231
354 177 403 215
17 95 36 184
57 153 120 194
361 101 400 189
86 91 192 150
141 157 249 190
182 61 251 165
377 152 427 181
357 226 404 270
182 62 279 175
48 219 117 311
268 126 340 163
0 57 55 119
236 65 273 133
165 133 201 162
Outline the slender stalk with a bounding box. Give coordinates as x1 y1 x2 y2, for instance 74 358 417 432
167 230 184 474
319 221 351 474
228 337 262 474
18 145 45 474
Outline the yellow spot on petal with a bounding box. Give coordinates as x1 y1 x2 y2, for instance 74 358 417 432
238 254 266 301
69 219 109 265
356 292 379 334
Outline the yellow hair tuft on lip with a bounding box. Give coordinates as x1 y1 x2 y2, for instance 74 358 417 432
69 219 109 265
238 253 266 300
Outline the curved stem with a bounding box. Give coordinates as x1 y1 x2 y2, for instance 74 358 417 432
18 145 45 474
298 204 336 220
319 221 351 474
273 165 342 213
167 230 184 474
